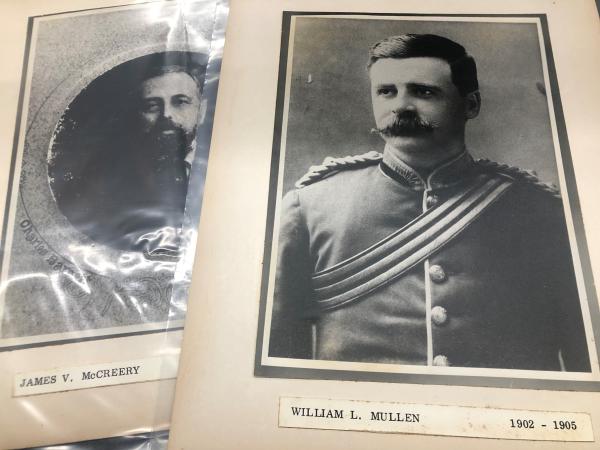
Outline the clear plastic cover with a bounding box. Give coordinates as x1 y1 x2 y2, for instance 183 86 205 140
0 0 229 447
25 431 169 450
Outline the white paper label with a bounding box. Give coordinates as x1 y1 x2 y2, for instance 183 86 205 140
279 397 594 442
13 355 179 396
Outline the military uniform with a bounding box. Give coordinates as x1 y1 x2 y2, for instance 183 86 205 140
269 147 591 371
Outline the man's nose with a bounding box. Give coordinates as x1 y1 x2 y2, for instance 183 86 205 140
163 103 175 120
392 90 416 114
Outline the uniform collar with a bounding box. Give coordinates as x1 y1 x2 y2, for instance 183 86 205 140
184 139 197 177
381 144 476 191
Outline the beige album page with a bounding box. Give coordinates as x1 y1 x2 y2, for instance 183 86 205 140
169 0 600 449
0 0 228 447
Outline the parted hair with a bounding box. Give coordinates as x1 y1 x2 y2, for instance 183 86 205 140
368 34 479 96
140 64 203 94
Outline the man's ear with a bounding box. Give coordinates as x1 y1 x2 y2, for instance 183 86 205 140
465 91 481 119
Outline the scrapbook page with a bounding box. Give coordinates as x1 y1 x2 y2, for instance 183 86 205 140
257 11 599 391
0 0 228 448
168 0 600 448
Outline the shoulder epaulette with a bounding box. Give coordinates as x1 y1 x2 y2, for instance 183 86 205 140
295 151 383 189
475 158 561 199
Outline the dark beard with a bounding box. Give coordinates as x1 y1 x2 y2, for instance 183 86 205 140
376 111 437 137
147 116 195 155
141 131 190 190
117 119 195 221
140 117 195 181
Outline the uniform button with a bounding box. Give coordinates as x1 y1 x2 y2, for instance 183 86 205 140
433 355 450 366
426 194 439 208
429 264 447 283
431 306 448 326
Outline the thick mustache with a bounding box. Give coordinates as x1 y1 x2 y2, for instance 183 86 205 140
154 117 185 134
374 112 437 137
145 119 189 148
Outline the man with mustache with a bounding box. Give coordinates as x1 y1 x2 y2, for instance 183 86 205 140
269 34 591 371
137 65 201 182
99 64 203 258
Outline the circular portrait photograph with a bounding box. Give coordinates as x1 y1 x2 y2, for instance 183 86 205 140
47 51 208 258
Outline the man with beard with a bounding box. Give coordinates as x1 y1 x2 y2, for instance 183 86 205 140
268 34 591 371
96 64 202 258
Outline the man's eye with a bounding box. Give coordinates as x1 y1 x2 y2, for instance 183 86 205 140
173 97 192 106
142 102 161 113
377 87 397 97
414 87 435 98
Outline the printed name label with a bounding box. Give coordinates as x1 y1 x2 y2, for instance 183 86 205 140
13 355 179 396
279 397 594 442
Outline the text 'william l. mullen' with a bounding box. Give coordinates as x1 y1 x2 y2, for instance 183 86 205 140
291 406 420 422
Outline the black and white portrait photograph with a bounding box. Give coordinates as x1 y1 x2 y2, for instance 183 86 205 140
49 50 207 257
256 13 600 389
0 0 224 349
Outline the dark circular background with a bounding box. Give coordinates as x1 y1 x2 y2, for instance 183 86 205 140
47 51 207 252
